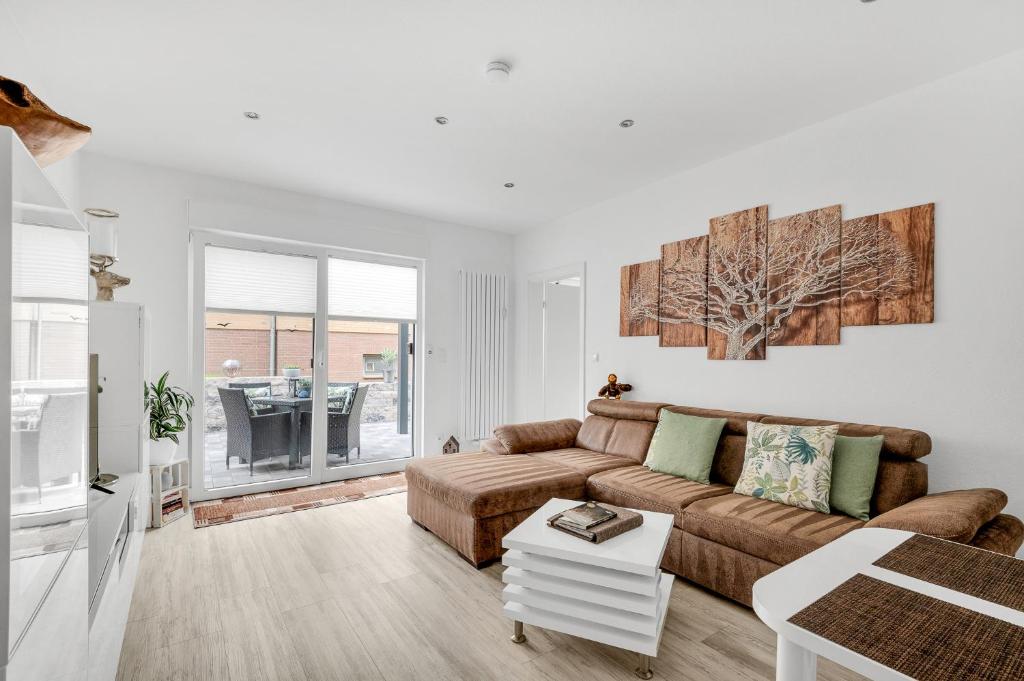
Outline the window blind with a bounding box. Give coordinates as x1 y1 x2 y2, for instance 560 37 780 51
12 223 88 301
328 258 417 321
205 246 317 314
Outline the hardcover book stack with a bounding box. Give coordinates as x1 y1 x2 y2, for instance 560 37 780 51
160 489 185 525
547 501 643 543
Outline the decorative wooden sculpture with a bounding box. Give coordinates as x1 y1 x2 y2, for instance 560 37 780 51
92 268 130 301
619 202 934 360
442 436 460 455
598 373 632 400
0 76 91 167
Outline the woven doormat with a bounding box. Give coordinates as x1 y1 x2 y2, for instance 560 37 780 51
874 533 1024 611
789 574 1024 680
192 472 406 528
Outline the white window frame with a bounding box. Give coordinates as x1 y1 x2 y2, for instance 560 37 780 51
188 229 425 501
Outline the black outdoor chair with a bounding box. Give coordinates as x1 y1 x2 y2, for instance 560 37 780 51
298 384 369 464
219 387 292 474
228 381 275 415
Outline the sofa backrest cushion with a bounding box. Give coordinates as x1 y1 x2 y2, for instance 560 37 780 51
757 415 931 460
872 458 928 515
494 418 581 454
577 400 669 463
587 399 670 422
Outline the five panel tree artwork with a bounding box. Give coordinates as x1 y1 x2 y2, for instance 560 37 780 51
619 202 934 360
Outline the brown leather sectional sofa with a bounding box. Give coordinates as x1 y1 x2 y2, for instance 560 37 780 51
406 399 1023 606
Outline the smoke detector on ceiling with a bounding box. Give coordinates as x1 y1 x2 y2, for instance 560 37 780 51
485 61 511 83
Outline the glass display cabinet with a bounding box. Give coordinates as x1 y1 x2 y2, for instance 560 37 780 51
1 127 89 680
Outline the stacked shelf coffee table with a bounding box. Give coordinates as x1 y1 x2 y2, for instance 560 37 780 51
501 498 675 679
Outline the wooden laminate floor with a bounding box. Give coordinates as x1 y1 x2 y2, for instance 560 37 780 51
117 492 866 681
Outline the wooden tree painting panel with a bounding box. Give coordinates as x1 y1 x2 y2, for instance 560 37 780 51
841 203 931 327
840 214 880 326
766 205 842 346
878 203 934 325
659 236 708 347
619 260 660 336
707 206 769 360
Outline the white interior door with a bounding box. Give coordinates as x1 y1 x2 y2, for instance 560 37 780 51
526 265 586 422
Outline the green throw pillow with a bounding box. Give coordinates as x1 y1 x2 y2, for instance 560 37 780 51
643 411 727 484
830 434 883 521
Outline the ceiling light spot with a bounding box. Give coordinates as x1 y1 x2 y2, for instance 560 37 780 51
486 61 512 83
619 119 635 128
243 111 260 120
504 182 515 188
434 116 449 125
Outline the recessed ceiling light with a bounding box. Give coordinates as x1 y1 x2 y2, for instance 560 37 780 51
504 182 515 188
434 116 449 125
860 0 876 3
619 119 635 128
243 111 260 120
486 61 512 83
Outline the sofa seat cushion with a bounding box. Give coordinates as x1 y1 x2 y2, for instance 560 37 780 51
586 466 733 528
683 493 864 565
405 452 586 519
530 448 635 476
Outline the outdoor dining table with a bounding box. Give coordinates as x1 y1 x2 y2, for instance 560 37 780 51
251 395 311 468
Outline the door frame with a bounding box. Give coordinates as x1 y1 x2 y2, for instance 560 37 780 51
188 230 424 501
526 262 586 421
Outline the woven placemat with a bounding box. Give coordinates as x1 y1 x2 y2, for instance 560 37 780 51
789 574 1024 681
874 534 1024 612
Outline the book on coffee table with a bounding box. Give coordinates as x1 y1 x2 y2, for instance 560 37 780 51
546 502 643 544
558 501 617 529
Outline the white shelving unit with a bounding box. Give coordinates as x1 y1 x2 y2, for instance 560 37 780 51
150 459 190 528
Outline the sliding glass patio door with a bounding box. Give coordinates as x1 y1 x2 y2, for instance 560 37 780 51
190 233 421 500
322 258 416 480
201 246 319 492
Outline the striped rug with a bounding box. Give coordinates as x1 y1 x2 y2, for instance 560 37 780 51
192 472 406 528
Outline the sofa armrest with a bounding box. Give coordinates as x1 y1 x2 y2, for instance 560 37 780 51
491 418 582 455
865 488 1008 543
481 438 505 456
969 514 1024 556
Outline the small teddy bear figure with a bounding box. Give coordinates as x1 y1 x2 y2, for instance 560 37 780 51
598 373 632 400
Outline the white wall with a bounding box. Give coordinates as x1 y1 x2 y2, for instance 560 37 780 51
77 153 513 455
514 50 1024 533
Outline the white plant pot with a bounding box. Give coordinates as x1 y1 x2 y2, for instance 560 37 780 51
150 438 180 466
283 368 301 379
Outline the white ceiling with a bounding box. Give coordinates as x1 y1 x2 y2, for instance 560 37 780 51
3 1 1023 232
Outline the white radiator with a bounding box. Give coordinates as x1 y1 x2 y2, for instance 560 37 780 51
458 271 509 442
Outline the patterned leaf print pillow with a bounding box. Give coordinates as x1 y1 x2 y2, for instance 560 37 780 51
734 422 839 514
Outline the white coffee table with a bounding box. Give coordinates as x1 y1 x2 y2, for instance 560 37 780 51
753 528 1024 681
500 498 675 679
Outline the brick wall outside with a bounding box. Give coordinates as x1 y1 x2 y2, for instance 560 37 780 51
206 328 400 382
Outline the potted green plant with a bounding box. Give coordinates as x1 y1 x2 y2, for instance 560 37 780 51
144 371 195 465
282 365 302 379
380 347 397 382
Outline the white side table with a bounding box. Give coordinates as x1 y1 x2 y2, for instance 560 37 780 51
753 528 1024 681
501 498 675 679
